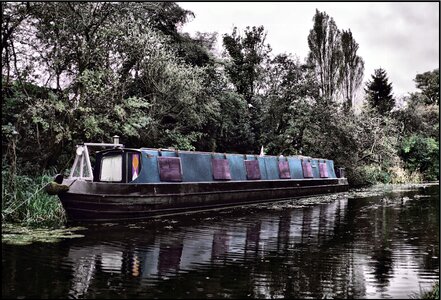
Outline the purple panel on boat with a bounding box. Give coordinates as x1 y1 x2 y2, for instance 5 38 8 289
211 159 231 180
245 160 261 180
302 161 313 178
319 162 328 178
278 160 291 179
158 157 182 182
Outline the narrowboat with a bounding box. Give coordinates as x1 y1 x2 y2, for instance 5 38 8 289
47 136 348 222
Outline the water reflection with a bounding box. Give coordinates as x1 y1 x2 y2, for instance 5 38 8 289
2 185 439 299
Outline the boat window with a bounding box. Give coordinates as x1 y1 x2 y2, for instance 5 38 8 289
245 160 261 180
319 162 329 178
302 160 313 178
278 160 291 179
127 152 141 182
158 157 182 182
212 159 231 180
100 155 122 182
69 145 94 180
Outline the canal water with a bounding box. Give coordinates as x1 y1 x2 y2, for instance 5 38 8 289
2 184 439 299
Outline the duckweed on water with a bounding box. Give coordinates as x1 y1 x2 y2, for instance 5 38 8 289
347 182 439 199
258 193 348 211
2 223 86 245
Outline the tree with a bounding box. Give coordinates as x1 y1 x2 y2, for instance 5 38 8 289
340 29 364 110
307 9 342 102
1 2 209 171
364 68 395 115
400 135 439 181
222 26 271 105
222 25 272 152
260 54 319 155
414 68 439 105
1 2 31 86
393 68 439 181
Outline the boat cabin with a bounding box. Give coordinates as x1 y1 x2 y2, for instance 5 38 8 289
69 141 343 184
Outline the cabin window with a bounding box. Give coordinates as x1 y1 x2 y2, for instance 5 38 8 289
302 160 313 178
100 155 123 182
127 153 141 182
245 160 261 180
212 159 231 180
278 160 291 179
69 146 94 180
319 162 329 178
158 157 182 182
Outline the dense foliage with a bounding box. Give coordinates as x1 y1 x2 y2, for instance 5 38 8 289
1 3 439 224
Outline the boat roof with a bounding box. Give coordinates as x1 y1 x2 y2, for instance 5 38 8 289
94 146 329 161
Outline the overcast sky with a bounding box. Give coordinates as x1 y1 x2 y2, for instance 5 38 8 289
178 2 439 100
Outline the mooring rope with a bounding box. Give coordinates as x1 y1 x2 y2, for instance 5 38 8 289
2 178 76 217
3 182 51 216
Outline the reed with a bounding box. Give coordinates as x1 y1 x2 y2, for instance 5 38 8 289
2 169 66 227
422 282 440 299
412 282 440 299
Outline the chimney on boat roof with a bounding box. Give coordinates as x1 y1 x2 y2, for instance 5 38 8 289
113 135 120 145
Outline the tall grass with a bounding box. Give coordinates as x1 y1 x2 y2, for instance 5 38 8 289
412 282 440 299
2 169 66 227
421 282 440 299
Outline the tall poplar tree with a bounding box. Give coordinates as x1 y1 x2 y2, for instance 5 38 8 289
307 9 342 102
340 29 364 110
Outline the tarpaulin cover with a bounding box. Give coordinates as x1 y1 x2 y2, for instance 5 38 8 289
131 148 337 183
319 162 328 178
288 158 303 179
302 160 313 178
257 157 268 180
278 160 291 179
158 157 182 182
212 159 231 180
180 153 212 182
228 155 247 180
264 156 280 180
245 160 261 180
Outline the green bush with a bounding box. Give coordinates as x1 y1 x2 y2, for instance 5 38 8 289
400 135 439 181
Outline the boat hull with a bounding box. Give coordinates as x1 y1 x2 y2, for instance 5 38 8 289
59 178 349 222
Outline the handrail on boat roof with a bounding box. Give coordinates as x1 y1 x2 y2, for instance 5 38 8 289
82 143 328 162
84 145 332 162
83 142 124 147
137 147 323 161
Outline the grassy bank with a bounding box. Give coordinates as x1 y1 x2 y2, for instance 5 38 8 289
2 170 66 227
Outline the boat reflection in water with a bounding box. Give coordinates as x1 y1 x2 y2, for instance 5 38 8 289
62 185 440 299
65 197 368 299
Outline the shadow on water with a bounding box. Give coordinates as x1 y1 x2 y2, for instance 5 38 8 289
2 184 439 299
